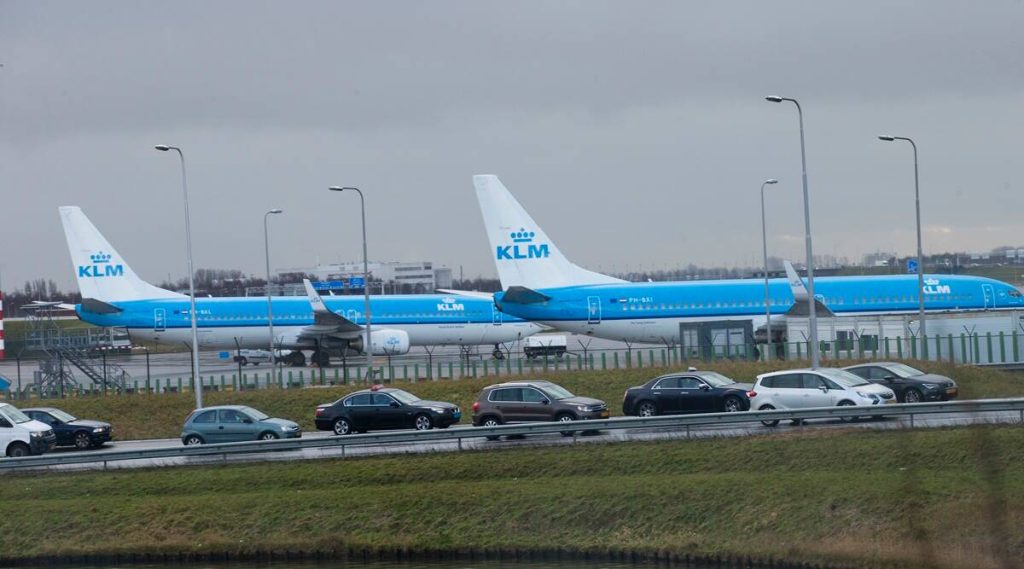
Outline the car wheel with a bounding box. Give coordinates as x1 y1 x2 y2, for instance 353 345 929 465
414 414 434 431
332 418 352 436
904 389 923 404
637 401 657 417
259 431 279 441
481 416 501 440
238 357 248 366
722 396 743 413
759 405 779 427
183 435 204 446
74 431 92 450
6 443 30 458
838 400 858 423
556 413 576 437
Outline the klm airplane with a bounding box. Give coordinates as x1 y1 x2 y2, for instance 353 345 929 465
472 175 1024 345
59 206 542 365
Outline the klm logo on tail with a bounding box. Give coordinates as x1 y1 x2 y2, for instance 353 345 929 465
78 252 125 278
496 228 550 261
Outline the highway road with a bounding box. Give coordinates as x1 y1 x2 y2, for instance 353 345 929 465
27 406 1024 473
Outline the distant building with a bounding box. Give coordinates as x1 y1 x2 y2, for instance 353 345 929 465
274 261 452 293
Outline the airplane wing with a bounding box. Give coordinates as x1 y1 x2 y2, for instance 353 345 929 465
435 288 495 300
299 279 364 337
783 261 809 301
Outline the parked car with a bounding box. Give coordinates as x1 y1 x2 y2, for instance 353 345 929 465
0 402 56 457
471 380 608 439
22 407 112 450
314 386 461 435
842 362 958 403
622 370 752 416
750 368 896 426
181 405 301 445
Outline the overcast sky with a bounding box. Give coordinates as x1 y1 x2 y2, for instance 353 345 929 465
2 1 1023 292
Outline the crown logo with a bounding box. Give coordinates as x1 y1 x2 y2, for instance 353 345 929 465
90 252 113 264
510 228 535 243
442 296 456 304
924 277 939 286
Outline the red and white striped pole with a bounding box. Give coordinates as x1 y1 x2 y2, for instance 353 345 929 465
0 290 5 360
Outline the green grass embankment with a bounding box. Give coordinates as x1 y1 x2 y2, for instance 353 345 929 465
29 360 1024 440
1 426 1021 568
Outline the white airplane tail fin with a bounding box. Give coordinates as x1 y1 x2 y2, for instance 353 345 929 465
60 206 185 302
783 260 810 301
473 175 625 290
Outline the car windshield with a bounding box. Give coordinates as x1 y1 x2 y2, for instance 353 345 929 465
699 372 737 387
389 390 421 404
540 384 575 400
2 405 33 424
887 363 924 377
49 409 77 423
240 407 269 421
819 369 870 388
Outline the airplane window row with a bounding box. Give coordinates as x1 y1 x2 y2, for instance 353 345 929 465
618 292 975 312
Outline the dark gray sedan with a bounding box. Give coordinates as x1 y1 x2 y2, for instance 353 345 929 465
842 362 958 403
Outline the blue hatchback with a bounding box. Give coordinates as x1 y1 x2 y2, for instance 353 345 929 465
181 405 301 445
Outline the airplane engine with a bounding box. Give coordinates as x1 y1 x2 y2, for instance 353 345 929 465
370 329 410 355
347 329 411 355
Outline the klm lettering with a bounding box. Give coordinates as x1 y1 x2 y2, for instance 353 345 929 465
496 244 550 260
437 303 465 311
78 264 125 278
923 284 951 295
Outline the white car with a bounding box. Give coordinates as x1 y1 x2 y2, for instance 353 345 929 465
750 368 896 427
0 402 57 457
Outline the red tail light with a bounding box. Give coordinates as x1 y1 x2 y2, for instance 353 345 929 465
315 407 325 417
747 391 757 398
472 401 480 412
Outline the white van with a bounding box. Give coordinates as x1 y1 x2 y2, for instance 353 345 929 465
0 402 57 457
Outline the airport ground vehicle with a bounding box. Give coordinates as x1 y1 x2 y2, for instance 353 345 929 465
842 362 959 403
181 405 301 445
622 370 752 416
22 407 112 450
0 402 56 457
315 386 461 435
233 349 274 366
750 368 896 427
471 380 608 439
523 335 568 359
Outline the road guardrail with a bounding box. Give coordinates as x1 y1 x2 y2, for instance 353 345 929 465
2 398 1023 471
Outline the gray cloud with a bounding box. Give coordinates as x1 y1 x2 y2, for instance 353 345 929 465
2 1 1023 290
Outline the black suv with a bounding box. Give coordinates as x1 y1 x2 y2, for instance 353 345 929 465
622 370 752 416
22 407 113 450
842 362 958 403
315 386 461 435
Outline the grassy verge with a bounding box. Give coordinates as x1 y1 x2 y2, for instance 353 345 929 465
26 360 1024 441
1 426 1021 568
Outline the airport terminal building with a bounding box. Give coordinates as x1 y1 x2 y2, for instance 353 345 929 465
272 261 453 294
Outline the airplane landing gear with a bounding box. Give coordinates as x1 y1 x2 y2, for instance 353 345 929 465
312 350 331 367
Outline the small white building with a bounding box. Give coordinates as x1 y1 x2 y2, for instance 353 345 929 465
784 310 1024 364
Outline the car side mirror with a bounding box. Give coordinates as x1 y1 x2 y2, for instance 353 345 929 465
242 418 253 424
819 385 829 392
541 399 550 405
390 401 400 408
883 375 896 381
699 384 710 391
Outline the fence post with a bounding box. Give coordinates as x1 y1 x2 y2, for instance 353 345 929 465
1013 330 1020 363
448 362 454 379
649 349 655 366
601 352 607 370
637 351 643 368
999 332 1006 363
986 332 994 363
896 337 903 359
796 342 802 360
947 334 955 363
933 334 941 361
960 334 968 363
884 337 890 358
973 334 981 364
613 352 620 369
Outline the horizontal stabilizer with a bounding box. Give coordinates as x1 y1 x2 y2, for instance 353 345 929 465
501 286 552 305
80 298 124 314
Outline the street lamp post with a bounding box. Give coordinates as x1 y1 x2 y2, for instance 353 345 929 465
766 96 819 367
760 179 778 361
879 135 926 355
328 186 372 382
264 209 283 365
155 144 203 408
